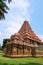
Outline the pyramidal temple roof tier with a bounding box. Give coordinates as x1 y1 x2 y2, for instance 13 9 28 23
18 20 41 42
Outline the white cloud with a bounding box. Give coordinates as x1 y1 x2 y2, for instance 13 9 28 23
0 32 3 45
5 16 25 36
7 0 31 18
0 32 2 36
8 0 30 9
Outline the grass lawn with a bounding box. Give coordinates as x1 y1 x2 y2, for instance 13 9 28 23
0 53 43 65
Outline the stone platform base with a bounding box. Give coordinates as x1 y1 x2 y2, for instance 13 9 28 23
4 54 43 58
35 55 43 57
4 54 32 58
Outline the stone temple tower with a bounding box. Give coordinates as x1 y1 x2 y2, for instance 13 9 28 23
4 20 43 57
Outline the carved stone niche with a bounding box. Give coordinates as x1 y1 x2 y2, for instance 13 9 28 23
24 38 30 44
34 41 38 46
18 45 23 55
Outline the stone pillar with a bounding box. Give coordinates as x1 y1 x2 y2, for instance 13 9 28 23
24 46 28 55
6 44 11 56
31 47 36 57
23 45 24 55
28 47 32 56
18 45 23 55
11 44 17 55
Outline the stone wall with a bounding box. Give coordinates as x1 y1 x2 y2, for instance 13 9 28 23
36 47 43 57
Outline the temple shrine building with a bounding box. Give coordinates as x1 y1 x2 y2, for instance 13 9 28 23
4 20 43 57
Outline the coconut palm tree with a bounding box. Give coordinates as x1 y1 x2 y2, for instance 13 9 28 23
0 0 12 20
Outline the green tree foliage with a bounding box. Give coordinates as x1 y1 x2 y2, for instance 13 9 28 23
0 0 9 20
2 39 10 49
0 0 12 20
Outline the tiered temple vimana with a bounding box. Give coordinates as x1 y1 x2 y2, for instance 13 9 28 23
4 20 43 57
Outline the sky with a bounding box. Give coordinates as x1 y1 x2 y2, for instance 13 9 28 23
0 0 43 45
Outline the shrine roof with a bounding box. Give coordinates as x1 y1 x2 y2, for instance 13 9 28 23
18 20 41 42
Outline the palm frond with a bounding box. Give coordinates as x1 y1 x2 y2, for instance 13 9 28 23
0 0 9 20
